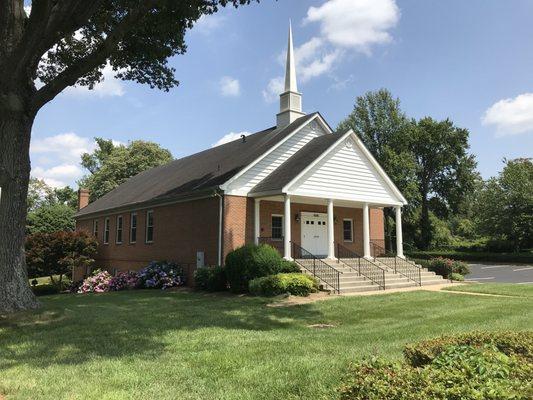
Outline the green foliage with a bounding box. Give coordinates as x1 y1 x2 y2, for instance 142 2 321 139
25 231 98 283
27 203 76 234
194 266 227 292
340 331 533 400
249 273 318 297
407 250 533 264
31 284 61 297
424 257 470 278
476 158 533 251
449 272 464 281
79 139 173 201
225 244 284 293
279 260 301 273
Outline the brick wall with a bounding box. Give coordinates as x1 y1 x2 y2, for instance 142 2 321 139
74 196 219 282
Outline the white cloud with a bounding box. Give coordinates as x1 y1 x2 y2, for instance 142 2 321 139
32 164 84 188
305 0 400 54
263 0 400 101
193 14 227 35
219 76 241 97
262 76 284 103
63 63 125 98
482 93 533 136
31 132 96 164
212 131 250 147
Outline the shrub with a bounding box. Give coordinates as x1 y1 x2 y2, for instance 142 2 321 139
249 273 318 297
425 257 469 278
225 244 283 292
194 266 227 292
279 260 301 273
138 261 185 289
339 331 533 400
78 269 113 293
449 272 464 281
109 271 140 291
31 284 61 296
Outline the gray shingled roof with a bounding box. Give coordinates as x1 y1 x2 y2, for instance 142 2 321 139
75 113 318 217
249 132 344 195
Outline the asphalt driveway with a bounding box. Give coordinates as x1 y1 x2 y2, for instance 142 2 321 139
466 263 533 284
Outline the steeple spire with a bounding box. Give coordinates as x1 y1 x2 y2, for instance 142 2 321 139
284 20 298 93
277 21 305 128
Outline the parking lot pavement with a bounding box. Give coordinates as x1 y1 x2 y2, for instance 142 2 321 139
466 263 533 284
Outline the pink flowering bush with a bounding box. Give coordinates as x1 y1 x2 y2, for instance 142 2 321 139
78 269 113 293
109 271 140 291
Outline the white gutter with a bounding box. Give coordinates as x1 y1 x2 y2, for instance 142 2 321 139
214 191 224 266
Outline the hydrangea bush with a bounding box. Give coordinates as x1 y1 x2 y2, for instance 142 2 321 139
78 269 113 293
109 271 140 291
138 261 185 289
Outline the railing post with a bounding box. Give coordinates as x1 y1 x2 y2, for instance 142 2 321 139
394 257 397 273
313 258 316 276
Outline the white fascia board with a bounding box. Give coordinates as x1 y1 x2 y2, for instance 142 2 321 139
283 129 408 205
219 113 330 192
283 191 404 207
350 133 408 205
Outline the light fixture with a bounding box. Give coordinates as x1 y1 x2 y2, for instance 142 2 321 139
295 213 300 222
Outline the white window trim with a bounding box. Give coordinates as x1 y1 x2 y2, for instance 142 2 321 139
145 210 154 244
271 214 284 241
343 218 353 243
93 219 98 238
104 217 110 244
130 212 137 244
116 215 123 244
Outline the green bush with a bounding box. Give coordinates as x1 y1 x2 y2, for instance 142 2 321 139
279 260 301 273
249 273 318 297
225 244 284 293
194 266 227 292
449 272 464 281
425 257 470 278
339 331 533 400
406 249 533 264
31 284 61 296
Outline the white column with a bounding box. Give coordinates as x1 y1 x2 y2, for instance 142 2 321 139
395 206 404 258
254 199 260 245
363 203 370 258
283 195 292 260
327 199 335 259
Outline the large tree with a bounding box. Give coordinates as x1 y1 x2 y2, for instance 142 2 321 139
79 138 173 201
337 89 418 250
476 158 533 251
410 117 477 249
0 0 254 313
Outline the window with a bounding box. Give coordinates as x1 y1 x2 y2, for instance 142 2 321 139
271 215 283 240
343 219 353 242
130 213 137 244
116 215 123 244
93 220 99 238
104 218 110 244
146 210 154 243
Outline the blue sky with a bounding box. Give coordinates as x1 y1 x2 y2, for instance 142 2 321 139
30 0 533 188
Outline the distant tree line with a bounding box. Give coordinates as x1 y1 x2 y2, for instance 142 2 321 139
338 89 533 252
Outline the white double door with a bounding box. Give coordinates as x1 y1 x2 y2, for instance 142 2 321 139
301 212 328 257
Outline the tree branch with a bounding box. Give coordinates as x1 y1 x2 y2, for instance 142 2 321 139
31 1 158 110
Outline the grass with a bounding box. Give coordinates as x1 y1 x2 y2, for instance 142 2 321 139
1 289 532 400
442 283 533 298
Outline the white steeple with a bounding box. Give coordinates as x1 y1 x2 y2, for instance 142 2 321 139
277 21 305 128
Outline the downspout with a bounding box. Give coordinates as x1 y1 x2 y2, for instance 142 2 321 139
214 190 224 266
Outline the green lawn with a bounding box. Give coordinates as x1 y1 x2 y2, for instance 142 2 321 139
1 289 532 400
443 283 533 297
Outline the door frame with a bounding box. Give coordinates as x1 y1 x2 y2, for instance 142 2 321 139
300 211 328 257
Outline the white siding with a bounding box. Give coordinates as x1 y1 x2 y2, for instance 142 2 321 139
226 121 326 195
288 137 401 204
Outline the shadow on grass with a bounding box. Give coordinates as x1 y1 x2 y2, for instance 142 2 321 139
0 290 323 370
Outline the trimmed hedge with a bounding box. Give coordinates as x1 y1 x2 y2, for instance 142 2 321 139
279 260 301 273
194 266 227 292
249 273 318 297
225 244 284 293
407 250 533 264
421 257 470 278
339 331 533 400
31 284 61 296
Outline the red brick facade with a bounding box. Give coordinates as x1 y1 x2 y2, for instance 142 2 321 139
75 195 385 283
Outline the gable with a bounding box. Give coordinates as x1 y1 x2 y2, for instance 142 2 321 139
224 115 330 195
286 134 406 205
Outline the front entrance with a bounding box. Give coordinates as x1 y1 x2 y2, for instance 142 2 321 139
301 212 328 257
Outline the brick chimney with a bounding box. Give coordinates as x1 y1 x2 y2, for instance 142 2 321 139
77 189 90 210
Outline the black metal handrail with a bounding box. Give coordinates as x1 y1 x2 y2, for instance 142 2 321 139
291 241 341 294
336 243 386 290
370 241 422 286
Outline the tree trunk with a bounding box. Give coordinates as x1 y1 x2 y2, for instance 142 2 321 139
0 106 40 313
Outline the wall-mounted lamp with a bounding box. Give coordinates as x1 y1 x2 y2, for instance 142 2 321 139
295 213 300 222
334 215 338 224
